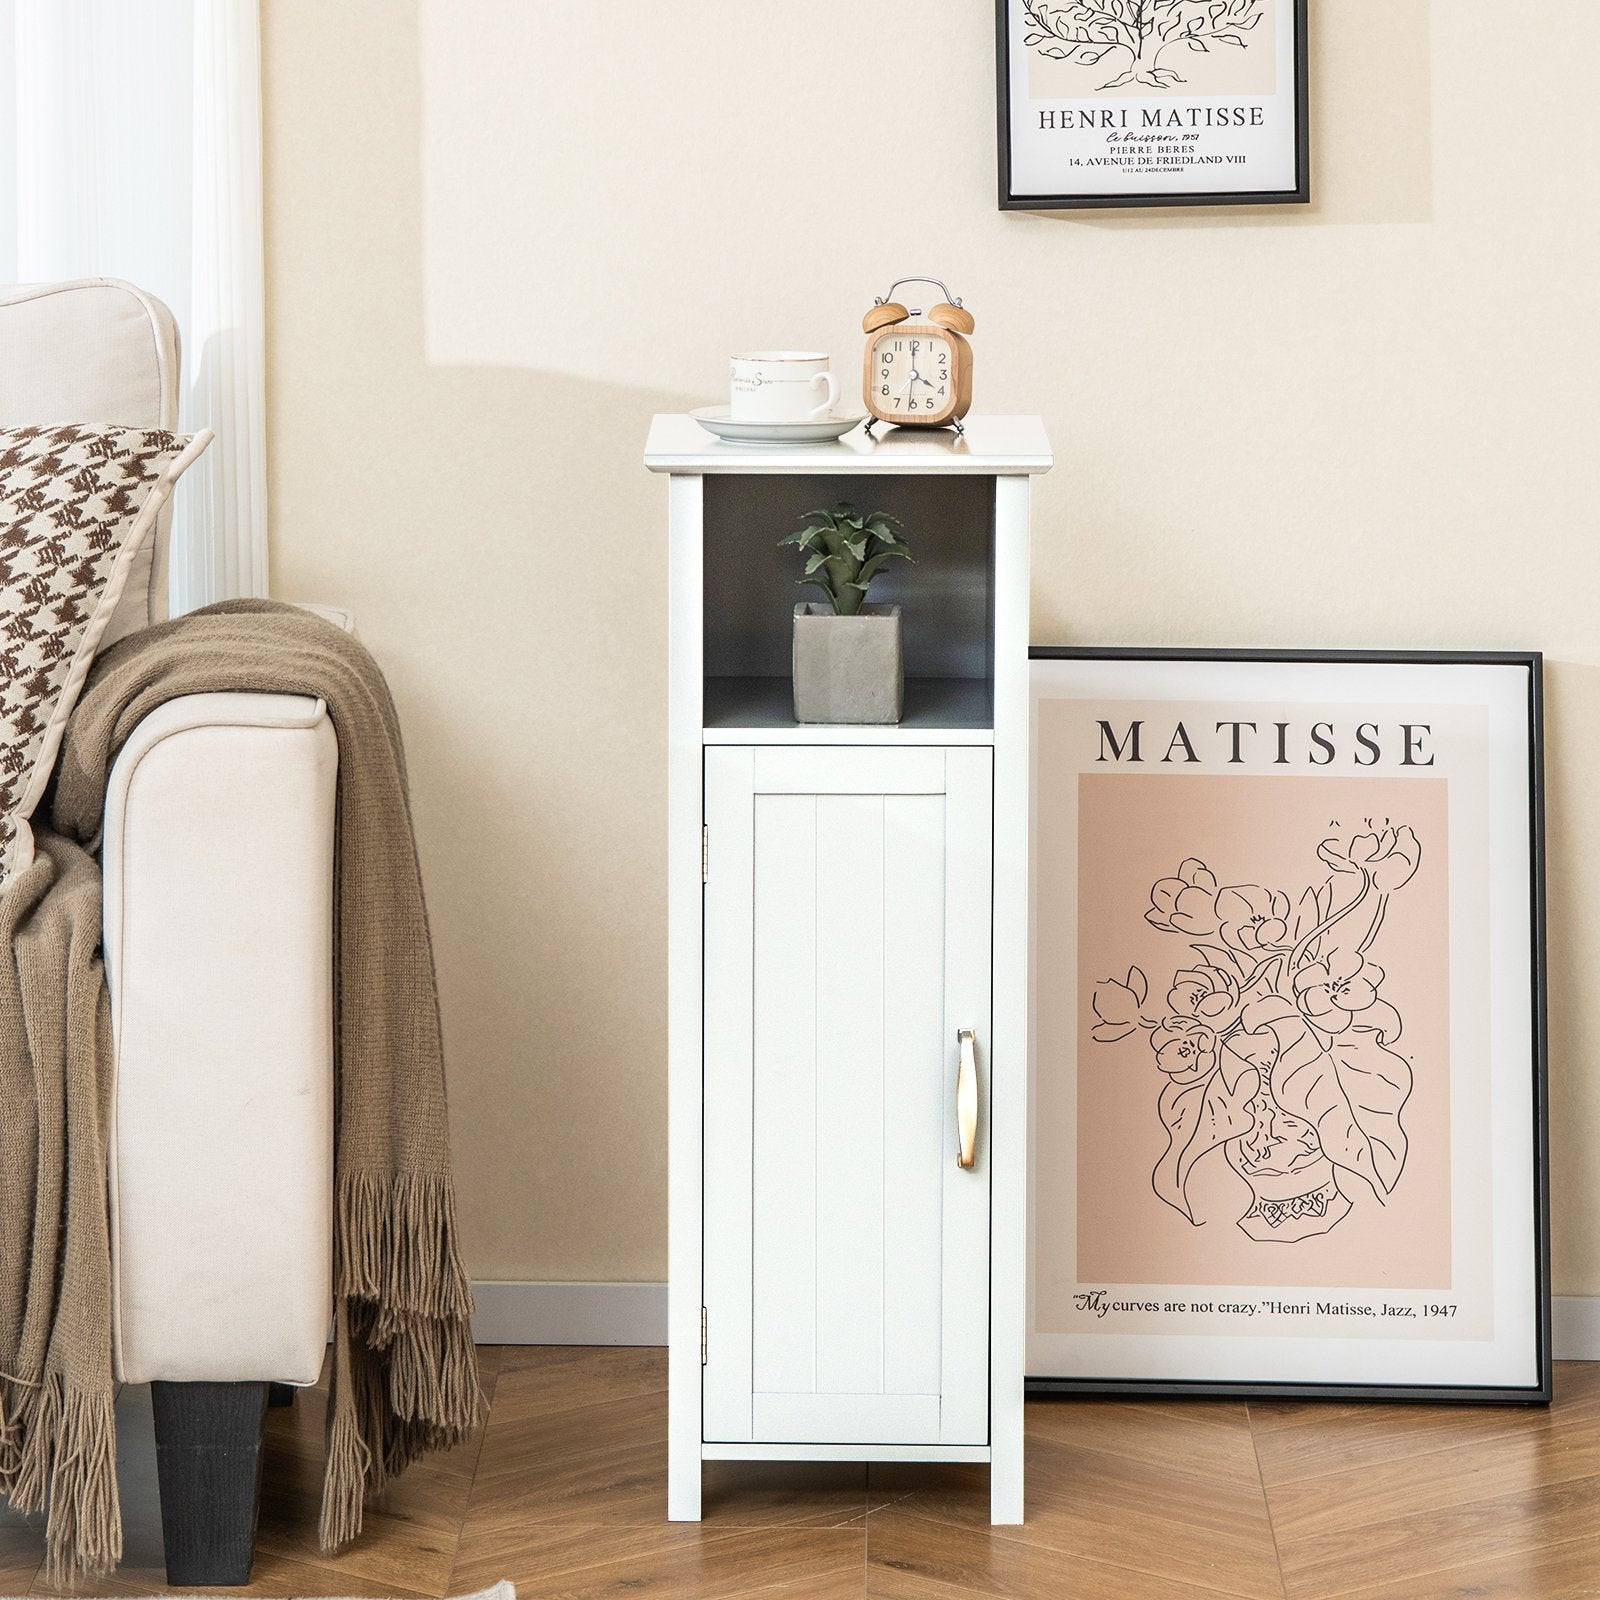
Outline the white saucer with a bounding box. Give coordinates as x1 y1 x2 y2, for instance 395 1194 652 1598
690 405 866 446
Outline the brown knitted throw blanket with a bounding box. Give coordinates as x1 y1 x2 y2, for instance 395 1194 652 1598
0 599 477 1577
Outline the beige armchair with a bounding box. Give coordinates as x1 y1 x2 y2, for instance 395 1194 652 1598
1 278 335 1585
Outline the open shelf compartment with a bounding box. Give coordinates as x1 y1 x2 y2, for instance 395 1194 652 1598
702 473 997 735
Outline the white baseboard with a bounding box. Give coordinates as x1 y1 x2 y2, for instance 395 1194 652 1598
471 1284 1600 1363
471 1281 668 1346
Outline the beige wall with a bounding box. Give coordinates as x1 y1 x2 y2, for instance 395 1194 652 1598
261 0 1600 1292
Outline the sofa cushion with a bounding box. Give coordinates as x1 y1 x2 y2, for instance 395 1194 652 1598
0 422 210 886
0 280 183 645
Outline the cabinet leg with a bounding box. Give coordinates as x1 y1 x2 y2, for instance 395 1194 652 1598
990 1434 1024 1525
667 1451 702 1520
666 1337 702 1520
151 1380 268 1585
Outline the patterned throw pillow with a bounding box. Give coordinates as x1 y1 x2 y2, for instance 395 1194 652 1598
1 423 211 887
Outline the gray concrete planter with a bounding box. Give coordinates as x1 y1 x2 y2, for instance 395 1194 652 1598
791 603 904 725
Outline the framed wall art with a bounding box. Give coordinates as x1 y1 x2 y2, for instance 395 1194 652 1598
1028 650 1549 1402
996 0 1310 210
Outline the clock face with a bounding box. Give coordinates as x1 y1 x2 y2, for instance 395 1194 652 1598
870 329 958 421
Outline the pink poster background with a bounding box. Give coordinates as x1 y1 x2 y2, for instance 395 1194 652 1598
1073 771 1453 1290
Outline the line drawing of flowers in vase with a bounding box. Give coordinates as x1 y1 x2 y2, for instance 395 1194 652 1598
1090 823 1421 1242
1022 0 1265 92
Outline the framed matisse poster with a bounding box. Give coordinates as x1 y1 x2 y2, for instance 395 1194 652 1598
996 0 1310 209
1028 650 1550 1402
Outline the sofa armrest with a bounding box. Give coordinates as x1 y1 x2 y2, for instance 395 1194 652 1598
103 692 338 1386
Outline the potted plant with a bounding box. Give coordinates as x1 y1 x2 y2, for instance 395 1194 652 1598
780 503 914 724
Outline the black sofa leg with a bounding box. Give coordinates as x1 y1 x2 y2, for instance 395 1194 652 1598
150 1380 268 1587
267 1382 297 1409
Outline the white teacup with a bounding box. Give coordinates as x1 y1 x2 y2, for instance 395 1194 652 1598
730 351 838 423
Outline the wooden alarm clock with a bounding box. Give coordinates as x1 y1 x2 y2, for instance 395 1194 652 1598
861 276 975 434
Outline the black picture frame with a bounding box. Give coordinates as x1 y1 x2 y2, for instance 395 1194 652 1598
996 0 1311 211
1026 647 1551 1405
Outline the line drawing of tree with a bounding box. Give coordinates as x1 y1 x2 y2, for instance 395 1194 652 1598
1089 824 1420 1243
1022 0 1265 91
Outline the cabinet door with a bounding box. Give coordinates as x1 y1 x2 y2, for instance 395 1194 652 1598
702 746 992 1447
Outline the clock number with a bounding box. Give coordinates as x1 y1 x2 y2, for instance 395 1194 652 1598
939 350 949 365
908 397 919 410
881 350 893 364
882 385 890 396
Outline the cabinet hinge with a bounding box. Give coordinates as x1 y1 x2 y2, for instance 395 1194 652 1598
700 1306 708 1365
701 826 708 883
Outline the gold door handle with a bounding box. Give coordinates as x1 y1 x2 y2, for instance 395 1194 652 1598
956 1029 978 1170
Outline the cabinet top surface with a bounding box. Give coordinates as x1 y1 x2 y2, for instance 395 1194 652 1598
644 414 1052 476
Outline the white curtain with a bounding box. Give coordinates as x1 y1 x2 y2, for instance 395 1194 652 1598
0 0 268 612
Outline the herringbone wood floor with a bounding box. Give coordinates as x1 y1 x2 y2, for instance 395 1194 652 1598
4 1350 1600 1598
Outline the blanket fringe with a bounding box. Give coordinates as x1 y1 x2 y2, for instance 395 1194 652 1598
0 1375 27 1484
6 1371 59 1513
388 1311 476 1424
320 1170 479 1555
318 1310 478 1554
336 1169 475 1323
318 1387 373 1552
44 1381 122 1582
0 1374 120 1581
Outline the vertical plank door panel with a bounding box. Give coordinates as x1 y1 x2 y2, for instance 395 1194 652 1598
882 793 949 1398
752 794 819 1396
813 792 888 1397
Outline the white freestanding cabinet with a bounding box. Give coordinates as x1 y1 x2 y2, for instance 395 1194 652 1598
646 414 1051 1526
